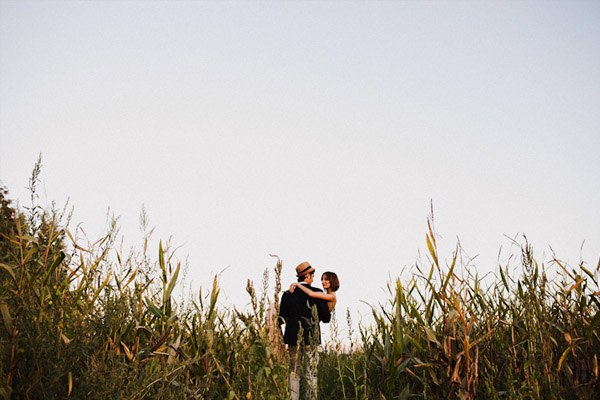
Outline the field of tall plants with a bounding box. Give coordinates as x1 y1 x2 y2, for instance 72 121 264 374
1 168 599 399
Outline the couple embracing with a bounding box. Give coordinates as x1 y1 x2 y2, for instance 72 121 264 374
278 261 340 400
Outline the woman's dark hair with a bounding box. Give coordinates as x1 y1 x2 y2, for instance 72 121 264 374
321 271 339 292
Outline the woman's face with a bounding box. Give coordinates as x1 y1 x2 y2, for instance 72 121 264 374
321 275 330 290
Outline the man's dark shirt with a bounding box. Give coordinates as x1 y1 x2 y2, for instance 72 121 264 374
278 284 331 345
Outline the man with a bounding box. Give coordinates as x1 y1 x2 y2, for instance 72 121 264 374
278 261 331 400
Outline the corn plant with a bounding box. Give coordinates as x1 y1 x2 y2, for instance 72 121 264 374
362 215 600 399
2 163 599 399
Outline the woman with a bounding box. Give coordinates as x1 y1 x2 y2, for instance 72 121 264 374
290 271 339 312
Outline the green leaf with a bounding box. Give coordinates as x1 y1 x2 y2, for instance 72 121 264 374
91 272 112 304
424 326 440 346
164 261 181 303
557 345 573 372
17 235 38 244
580 265 597 283
159 241 167 285
426 233 438 267
43 251 65 283
500 265 509 289
0 263 16 284
0 303 12 332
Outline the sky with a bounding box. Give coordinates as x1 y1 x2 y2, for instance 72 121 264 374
1 0 599 337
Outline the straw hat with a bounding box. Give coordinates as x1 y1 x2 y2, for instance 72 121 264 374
295 261 315 278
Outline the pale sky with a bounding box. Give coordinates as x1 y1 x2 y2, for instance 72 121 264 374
1 1 599 335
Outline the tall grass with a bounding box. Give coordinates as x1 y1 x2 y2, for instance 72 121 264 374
0 165 290 399
361 217 600 399
1 166 599 399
